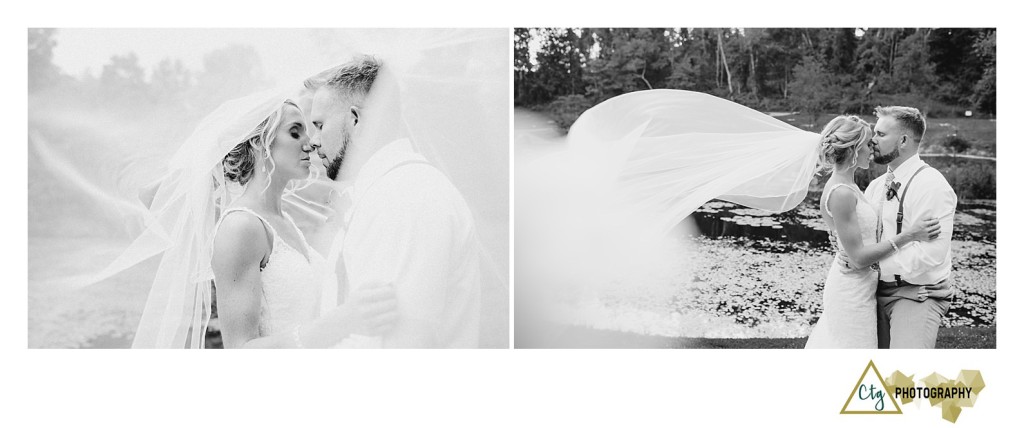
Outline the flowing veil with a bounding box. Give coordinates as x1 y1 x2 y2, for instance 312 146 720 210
515 89 820 344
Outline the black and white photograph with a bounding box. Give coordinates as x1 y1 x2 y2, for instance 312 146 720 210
28 28 510 348
514 28 996 349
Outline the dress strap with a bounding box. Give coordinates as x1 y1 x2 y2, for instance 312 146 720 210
217 207 277 254
823 183 859 218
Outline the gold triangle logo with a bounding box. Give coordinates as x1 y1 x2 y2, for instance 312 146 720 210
840 360 903 414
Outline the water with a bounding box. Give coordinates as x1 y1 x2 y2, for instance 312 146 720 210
687 197 996 329
692 199 831 250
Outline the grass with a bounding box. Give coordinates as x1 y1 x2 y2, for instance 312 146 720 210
520 325 996 349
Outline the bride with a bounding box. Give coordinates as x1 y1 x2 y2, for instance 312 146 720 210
804 115 939 349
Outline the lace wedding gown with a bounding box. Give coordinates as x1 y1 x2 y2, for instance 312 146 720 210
217 207 328 338
805 184 879 349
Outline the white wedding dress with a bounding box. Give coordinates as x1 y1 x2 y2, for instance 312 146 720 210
217 207 327 337
805 184 879 349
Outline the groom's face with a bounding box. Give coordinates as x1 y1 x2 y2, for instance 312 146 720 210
871 116 903 165
310 88 354 180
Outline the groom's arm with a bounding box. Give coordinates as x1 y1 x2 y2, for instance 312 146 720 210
878 173 957 278
344 170 455 348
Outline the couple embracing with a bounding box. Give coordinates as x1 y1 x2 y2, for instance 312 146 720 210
807 106 956 349
101 54 485 349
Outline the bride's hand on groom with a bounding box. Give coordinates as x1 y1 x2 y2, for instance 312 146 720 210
906 217 942 242
345 282 399 336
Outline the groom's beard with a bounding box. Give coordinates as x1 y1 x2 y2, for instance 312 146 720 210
873 146 900 165
325 128 351 180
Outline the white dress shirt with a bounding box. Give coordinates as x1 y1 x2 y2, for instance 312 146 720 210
864 154 957 284
330 139 481 348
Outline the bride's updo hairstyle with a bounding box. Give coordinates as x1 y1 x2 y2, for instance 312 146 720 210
222 101 298 186
817 115 872 173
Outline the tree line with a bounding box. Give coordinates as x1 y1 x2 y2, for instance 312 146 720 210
29 28 271 120
514 28 996 123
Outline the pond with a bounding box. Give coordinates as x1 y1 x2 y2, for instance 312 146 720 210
692 197 996 247
687 197 996 330
551 195 996 340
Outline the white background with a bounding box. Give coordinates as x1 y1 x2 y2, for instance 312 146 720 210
5 1 1018 426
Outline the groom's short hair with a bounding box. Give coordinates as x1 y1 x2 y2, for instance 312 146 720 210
874 106 927 143
306 55 382 104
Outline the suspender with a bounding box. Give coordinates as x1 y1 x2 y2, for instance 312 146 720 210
894 165 931 284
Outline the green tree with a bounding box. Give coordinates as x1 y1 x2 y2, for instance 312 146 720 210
824 28 858 75
789 55 835 123
584 28 674 101
928 28 986 106
100 53 148 100
194 45 267 111
150 58 192 104
514 27 533 105
667 29 718 93
971 30 996 115
529 28 588 104
890 29 939 114
28 28 61 92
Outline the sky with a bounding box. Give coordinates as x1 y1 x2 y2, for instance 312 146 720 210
51 29 343 86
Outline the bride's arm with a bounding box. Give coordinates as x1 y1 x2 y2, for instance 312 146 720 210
212 215 396 348
830 187 938 269
211 215 292 348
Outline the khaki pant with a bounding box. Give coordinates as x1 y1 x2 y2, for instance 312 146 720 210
876 286 951 349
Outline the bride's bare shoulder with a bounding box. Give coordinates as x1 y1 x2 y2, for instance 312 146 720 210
213 210 271 261
824 184 860 217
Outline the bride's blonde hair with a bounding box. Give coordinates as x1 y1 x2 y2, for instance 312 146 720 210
222 100 302 191
817 115 872 173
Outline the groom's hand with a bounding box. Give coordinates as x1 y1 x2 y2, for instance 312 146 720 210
350 282 399 336
831 234 853 269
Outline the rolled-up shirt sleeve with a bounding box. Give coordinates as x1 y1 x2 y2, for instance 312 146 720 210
878 171 957 280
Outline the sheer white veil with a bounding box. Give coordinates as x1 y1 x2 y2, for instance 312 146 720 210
515 89 819 344
570 89 819 232
320 29 510 347
76 87 317 348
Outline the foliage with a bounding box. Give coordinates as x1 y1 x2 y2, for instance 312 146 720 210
789 55 835 122
516 27 997 123
28 28 62 92
546 94 592 130
938 134 971 154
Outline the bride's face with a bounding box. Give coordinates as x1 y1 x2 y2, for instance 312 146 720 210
269 104 313 182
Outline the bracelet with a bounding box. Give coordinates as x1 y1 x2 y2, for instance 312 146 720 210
887 238 900 254
292 324 305 349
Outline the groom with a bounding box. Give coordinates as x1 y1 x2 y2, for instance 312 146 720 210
862 106 957 349
305 56 481 348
